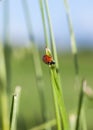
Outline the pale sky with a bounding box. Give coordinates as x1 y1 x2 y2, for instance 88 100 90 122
0 0 93 49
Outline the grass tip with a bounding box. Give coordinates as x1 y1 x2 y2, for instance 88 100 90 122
69 113 76 129
83 84 93 99
14 86 21 96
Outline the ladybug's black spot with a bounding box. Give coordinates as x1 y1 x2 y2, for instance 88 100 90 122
50 61 55 65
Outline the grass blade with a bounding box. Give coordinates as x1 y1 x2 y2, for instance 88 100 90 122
21 0 34 41
39 0 62 129
3 0 11 93
43 0 70 129
10 86 21 130
50 69 62 130
63 1 88 130
80 107 87 130
75 80 86 130
63 0 79 75
44 0 58 70
0 43 9 130
31 44 47 122
39 0 50 48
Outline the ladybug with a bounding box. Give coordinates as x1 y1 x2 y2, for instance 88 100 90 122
42 55 55 65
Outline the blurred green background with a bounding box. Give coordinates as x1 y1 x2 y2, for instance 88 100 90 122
0 0 93 130
9 48 93 130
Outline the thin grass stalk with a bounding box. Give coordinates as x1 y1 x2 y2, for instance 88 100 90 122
44 0 66 116
29 119 56 130
44 0 68 120
0 43 9 130
75 80 86 130
21 0 48 127
10 86 21 130
80 107 87 130
50 67 70 130
31 44 47 122
3 0 11 93
4 44 11 94
52 68 70 129
80 81 89 130
63 0 79 75
10 95 16 130
39 0 50 48
43 0 69 129
43 0 63 96
39 0 62 129
43 0 58 70
40 0 69 129
63 1 87 130
50 68 62 130
21 0 34 42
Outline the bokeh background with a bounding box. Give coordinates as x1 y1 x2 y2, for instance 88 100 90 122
0 0 93 130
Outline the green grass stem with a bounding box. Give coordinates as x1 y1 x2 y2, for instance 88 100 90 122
0 43 9 130
44 0 69 128
63 0 79 75
39 0 70 129
31 44 47 122
44 0 58 70
10 86 21 130
39 0 50 48
80 107 87 130
63 1 87 130
43 0 65 106
21 0 34 41
39 0 62 129
75 80 86 130
3 0 11 93
50 68 62 130
4 44 11 93
52 68 69 130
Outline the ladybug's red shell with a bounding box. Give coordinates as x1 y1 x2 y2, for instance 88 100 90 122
42 55 55 65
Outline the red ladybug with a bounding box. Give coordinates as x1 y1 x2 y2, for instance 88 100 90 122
42 55 55 65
